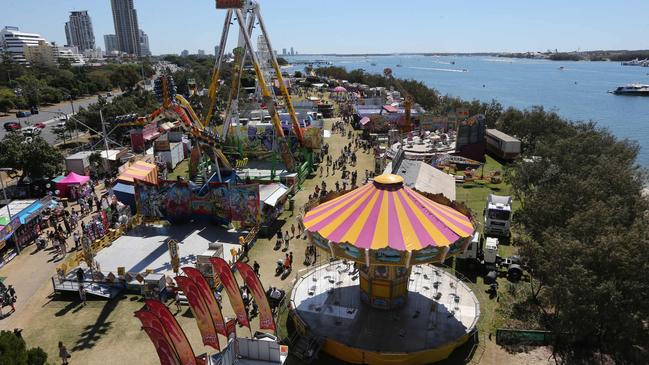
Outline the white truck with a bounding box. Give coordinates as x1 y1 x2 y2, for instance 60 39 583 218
457 232 524 282
484 194 513 237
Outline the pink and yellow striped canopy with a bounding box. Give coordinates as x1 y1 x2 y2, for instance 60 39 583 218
304 174 474 251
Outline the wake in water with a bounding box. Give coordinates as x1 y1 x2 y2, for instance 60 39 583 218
483 58 514 63
431 60 453 65
409 66 468 73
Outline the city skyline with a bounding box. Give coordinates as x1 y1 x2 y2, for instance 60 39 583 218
1 0 648 55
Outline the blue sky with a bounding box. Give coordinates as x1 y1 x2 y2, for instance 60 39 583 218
2 0 648 55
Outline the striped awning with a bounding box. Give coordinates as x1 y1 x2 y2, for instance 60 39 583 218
304 174 473 251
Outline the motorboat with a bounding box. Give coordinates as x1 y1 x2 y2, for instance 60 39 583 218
611 84 649 96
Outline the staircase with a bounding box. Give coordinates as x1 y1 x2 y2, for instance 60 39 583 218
194 174 206 186
289 332 323 363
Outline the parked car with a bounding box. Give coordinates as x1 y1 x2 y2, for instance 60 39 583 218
21 126 41 136
33 122 46 129
3 121 21 132
106 92 113 97
53 121 67 132
30 106 39 115
15 111 31 118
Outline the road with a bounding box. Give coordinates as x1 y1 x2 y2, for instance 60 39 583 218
0 92 122 144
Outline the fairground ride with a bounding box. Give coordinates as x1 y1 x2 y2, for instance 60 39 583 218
117 0 312 180
205 0 309 174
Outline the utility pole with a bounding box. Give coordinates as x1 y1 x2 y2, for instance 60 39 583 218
69 96 79 139
100 109 111 171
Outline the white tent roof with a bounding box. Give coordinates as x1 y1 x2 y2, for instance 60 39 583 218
384 159 456 200
259 183 289 207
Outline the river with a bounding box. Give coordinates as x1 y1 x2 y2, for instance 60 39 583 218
286 55 649 167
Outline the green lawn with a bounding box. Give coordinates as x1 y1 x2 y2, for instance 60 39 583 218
167 159 190 180
452 156 532 335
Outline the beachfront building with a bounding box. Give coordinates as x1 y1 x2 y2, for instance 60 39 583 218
139 29 150 56
23 41 85 67
104 34 119 55
64 11 95 51
0 26 46 64
110 0 141 56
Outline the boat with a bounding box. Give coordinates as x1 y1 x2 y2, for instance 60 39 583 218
370 62 377 66
559 66 565 70
611 84 649 96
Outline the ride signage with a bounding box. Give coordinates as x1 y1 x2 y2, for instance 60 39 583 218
216 0 244 9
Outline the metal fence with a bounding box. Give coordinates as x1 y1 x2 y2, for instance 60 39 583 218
496 328 554 346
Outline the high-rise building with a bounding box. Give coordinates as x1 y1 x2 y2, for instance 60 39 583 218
290 47 294 56
282 48 287 56
0 26 46 64
104 34 119 54
139 29 150 56
214 45 220 56
110 0 141 56
181 50 189 57
197 49 205 56
64 11 95 51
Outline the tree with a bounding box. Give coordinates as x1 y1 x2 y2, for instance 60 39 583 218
293 71 303 78
506 116 649 363
0 330 48 365
0 135 63 182
276 57 288 66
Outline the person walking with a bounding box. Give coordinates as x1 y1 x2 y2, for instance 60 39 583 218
73 232 80 251
175 292 182 314
289 252 294 270
290 224 296 238
78 284 86 306
63 218 71 236
284 231 290 251
8 285 16 307
253 261 260 277
58 341 71 365
76 268 85 283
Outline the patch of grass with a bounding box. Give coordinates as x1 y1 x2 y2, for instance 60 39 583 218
167 159 189 180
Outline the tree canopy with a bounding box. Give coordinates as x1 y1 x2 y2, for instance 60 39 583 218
0 135 63 182
0 330 48 365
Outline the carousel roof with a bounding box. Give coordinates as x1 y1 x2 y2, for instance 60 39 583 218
304 174 473 251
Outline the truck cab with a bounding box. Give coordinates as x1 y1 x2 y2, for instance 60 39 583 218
484 194 512 237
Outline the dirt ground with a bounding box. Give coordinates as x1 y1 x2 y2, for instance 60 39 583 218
0 116 554 365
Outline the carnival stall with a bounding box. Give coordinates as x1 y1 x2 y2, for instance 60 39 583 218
117 161 158 185
55 172 91 199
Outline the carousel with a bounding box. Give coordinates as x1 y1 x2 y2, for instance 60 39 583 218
289 174 480 364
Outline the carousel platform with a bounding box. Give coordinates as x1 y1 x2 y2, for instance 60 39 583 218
290 261 479 364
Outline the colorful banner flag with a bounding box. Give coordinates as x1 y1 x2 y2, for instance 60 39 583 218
145 300 197 365
134 310 181 364
235 262 276 333
225 318 237 340
141 326 182 365
182 267 227 337
210 257 250 330
175 276 220 350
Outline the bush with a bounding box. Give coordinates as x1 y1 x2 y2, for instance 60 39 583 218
26 347 48 365
0 330 48 365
